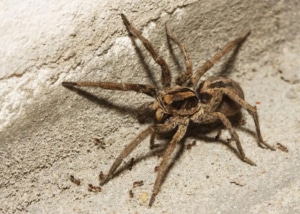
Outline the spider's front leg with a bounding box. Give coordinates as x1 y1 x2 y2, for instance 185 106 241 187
165 25 193 86
99 118 178 186
149 118 189 206
121 13 171 88
99 126 154 185
62 81 157 97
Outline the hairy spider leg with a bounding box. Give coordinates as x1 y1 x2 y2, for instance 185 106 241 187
100 126 154 185
191 31 251 86
100 119 177 186
192 86 275 165
210 112 256 165
121 13 172 88
165 25 193 86
207 88 275 150
149 121 188 206
208 88 275 151
61 13 274 207
62 81 157 97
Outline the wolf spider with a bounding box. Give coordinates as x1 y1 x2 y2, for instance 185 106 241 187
62 14 275 206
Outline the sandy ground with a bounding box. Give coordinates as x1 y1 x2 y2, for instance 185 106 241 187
1 0 300 213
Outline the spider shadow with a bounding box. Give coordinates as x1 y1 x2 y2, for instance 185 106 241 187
106 124 231 188
105 112 258 188
63 84 157 124
218 38 248 77
156 120 244 185
107 140 168 182
166 27 183 74
105 129 186 185
63 85 139 118
125 26 159 89
63 84 259 188
166 31 249 79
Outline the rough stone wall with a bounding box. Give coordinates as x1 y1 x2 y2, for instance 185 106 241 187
1 0 300 213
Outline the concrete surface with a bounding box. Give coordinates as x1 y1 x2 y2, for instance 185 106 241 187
1 0 300 213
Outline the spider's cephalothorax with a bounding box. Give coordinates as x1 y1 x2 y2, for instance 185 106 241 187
62 14 275 206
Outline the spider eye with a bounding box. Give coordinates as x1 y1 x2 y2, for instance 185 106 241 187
198 92 212 104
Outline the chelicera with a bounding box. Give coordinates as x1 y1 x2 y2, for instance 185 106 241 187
62 14 275 206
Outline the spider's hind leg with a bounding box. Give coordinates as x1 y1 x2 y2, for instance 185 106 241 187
100 118 179 188
100 126 154 185
149 119 189 206
210 87 275 151
246 106 275 150
210 112 257 166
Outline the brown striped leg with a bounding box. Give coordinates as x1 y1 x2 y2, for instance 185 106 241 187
62 81 157 97
165 25 193 86
121 14 171 88
100 126 154 185
212 88 275 150
210 112 257 166
149 120 188 206
192 31 250 86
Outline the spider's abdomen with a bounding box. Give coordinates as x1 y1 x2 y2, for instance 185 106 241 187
197 77 244 116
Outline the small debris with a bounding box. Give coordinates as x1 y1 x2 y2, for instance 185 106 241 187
133 180 144 188
230 179 245 186
139 192 149 203
215 130 222 140
186 140 196 150
70 175 81 186
128 158 135 170
88 184 101 193
99 171 104 181
276 143 288 153
129 189 134 198
93 138 106 149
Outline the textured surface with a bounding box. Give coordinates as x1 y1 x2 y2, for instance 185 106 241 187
1 0 300 213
